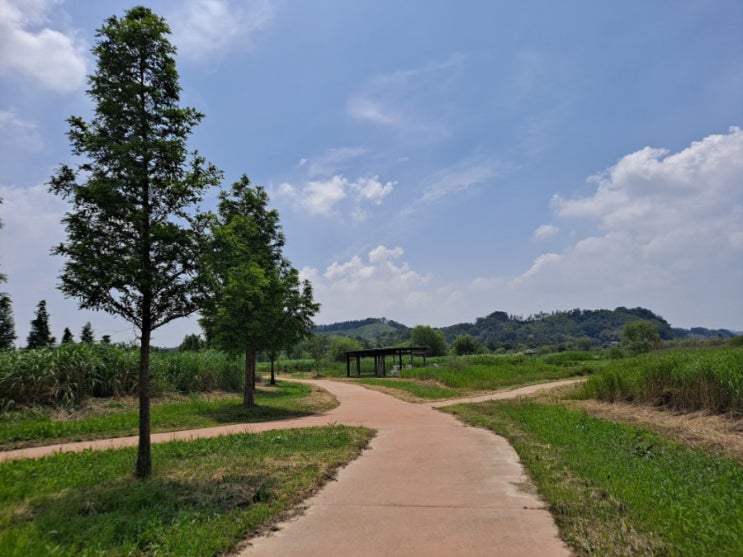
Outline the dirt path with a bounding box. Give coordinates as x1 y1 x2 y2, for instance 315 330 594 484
1 380 578 556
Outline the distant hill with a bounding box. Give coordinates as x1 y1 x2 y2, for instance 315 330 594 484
314 308 738 350
314 318 410 346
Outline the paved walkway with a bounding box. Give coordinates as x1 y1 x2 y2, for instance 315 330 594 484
1 379 578 556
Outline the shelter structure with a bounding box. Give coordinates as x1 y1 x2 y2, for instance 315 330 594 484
345 346 428 377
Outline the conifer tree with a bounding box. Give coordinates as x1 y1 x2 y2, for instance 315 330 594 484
27 300 55 349
48 7 221 477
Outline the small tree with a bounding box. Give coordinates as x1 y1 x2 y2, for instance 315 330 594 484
451 334 479 356
0 293 16 350
61 327 75 344
80 322 95 343
200 177 316 405
179 333 204 351
27 300 55 349
306 334 331 372
329 336 364 362
411 325 447 356
48 6 221 478
622 321 661 354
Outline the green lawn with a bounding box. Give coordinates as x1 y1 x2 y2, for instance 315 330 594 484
0 381 336 450
444 400 743 556
0 425 374 556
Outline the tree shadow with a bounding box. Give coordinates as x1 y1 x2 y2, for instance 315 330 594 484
198 403 314 424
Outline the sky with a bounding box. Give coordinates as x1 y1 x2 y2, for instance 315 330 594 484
1 0 742 347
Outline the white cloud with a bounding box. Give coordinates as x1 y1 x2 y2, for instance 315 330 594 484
170 0 273 62
308 129 743 330
533 224 558 240
276 173 395 219
0 0 87 92
311 245 433 324
0 108 43 152
303 147 366 178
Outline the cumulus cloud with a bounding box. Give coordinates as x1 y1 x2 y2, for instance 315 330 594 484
0 0 87 92
309 245 433 324
170 0 273 62
277 174 395 220
305 129 743 330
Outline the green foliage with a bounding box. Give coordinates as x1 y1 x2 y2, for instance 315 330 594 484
305 334 332 369
60 327 74 344
178 333 204 351
329 336 364 362
315 317 410 346
0 426 373 556
622 320 661 354
0 293 16 350
410 325 448 356
447 401 743 556
199 177 318 405
79 321 94 344
585 345 743 414
451 334 479 355
48 6 222 477
26 300 54 349
0 344 243 409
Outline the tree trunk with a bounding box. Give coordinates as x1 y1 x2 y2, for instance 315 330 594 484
243 347 255 407
135 323 152 478
270 356 276 385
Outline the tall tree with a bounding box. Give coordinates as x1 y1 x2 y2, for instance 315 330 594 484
200 177 317 405
27 300 55 349
80 322 95 343
0 198 14 350
48 7 221 478
0 293 15 350
61 327 75 344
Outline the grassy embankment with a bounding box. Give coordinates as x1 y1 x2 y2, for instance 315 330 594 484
444 343 743 556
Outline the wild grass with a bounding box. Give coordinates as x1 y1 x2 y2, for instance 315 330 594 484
445 400 743 556
0 345 243 409
584 345 743 414
0 425 374 556
0 381 336 450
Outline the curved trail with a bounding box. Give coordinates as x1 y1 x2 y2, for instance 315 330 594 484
2 379 578 556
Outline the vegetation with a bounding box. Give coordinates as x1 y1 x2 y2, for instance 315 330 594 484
0 425 373 556
0 343 246 410
80 322 95 344
49 7 223 478
410 325 448 356
314 317 410 346
0 293 15 350
26 300 55 349
584 345 743 414
199 178 317 407
0 380 335 450
451 333 480 355
445 400 743 556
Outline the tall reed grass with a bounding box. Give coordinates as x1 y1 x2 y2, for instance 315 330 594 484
0 345 243 408
584 344 743 414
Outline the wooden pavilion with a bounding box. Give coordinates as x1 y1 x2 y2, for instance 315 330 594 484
345 346 428 377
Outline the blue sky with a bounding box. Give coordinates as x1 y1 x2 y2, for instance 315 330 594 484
1 0 742 347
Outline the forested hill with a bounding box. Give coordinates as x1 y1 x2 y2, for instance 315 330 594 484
313 318 410 346
314 308 736 350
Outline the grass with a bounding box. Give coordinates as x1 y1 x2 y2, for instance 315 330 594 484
444 400 743 556
584 345 743 414
0 425 374 556
356 378 463 400
0 381 337 450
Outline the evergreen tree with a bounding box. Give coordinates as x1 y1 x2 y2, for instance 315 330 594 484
48 7 221 478
27 300 55 349
61 327 75 344
0 293 16 350
80 322 95 343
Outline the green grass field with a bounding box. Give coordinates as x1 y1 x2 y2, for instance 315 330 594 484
0 425 373 556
